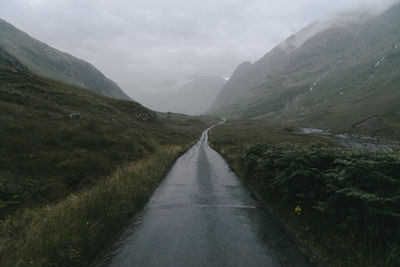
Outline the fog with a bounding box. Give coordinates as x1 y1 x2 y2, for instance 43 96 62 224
0 0 398 112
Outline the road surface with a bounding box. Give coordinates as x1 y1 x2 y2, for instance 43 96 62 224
100 123 312 267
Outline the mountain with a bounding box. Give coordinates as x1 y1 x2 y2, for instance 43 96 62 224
209 15 371 112
210 3 400 136
0 50 215 215
140 76 226 115
0 18 130 100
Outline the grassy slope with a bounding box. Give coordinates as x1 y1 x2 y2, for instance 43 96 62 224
209 120 400 266
0 65 218 216
0 64 218 266
292 8 400 134
210 5 400 137
209 23 361 119
296 45 400 135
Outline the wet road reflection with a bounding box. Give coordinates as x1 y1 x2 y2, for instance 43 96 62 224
100 123 312 267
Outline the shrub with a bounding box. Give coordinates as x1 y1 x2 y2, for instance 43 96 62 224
240 144 400 265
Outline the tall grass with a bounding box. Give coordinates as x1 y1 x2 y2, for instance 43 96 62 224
0 145 186 267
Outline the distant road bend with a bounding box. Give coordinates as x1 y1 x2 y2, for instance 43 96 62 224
100 121 312 267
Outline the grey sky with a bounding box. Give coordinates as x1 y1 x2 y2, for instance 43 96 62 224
0 0 397 104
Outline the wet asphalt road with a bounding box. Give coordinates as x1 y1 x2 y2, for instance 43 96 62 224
101 123 312 267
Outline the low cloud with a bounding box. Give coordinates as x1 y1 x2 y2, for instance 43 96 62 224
0 0 397 107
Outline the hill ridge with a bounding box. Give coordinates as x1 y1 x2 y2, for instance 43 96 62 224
0 18 130 100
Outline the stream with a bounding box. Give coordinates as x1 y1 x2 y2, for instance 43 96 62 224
299 127 399 151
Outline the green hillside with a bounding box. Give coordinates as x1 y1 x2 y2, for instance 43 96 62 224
0 45 219 265
0 59 215 218
210 3 400 138
0 18 130 100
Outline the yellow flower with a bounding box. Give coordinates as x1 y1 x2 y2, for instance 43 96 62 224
86 221 89 225
295 205 301 215
29 260 33 264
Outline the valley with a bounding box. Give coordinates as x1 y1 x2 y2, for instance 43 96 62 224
1 1 400 266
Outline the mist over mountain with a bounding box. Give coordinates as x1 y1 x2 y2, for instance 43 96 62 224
138 76 225 115
210 2 400 136
0 46 26 70
210 11 374 112
0 18 130 100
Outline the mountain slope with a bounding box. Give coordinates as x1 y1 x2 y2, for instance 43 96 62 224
0 18 130 100
0 53 217 217
0 46 26 70
209 16 365 112
210 4 400 136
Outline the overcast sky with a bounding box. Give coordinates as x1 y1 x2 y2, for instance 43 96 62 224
0 0 397 104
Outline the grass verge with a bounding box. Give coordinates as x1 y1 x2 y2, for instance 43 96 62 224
0 145 188 267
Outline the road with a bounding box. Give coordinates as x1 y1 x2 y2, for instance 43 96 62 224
99 123 312 267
